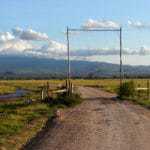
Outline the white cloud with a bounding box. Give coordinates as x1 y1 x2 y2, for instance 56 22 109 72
24 40 67 59
0 32 15 43
12 27 23 36
128 20 150 29
70 48 128 56
0 39 67 58
82 19 120 29
69 47 150 57
12 27 49 41
0 39 33 54
139 46 150 55
63 30 80 35
0 27 67 58
1 27 150 60
48 40 66 51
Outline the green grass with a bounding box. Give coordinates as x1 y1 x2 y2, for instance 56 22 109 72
124 96 150 109
0 80 63 89
50 93 83 107
134 99 150 108
0 95 82 149
0 85 16 95
0 80 64 96
0 79 149 94
72 78 150 93
0 79 80 149
0 100 55 149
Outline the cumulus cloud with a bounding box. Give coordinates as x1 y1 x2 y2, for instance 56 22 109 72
139 46 150 55
0 27 67 58
0 40 67 58
48 40 66 51
22 41 66 59
63 30 80 36
128 20 150 29
12 27 23 36
82 19 120 29
12 27 49 41
1 27 150 60
0 39 33 54
0 32 15 43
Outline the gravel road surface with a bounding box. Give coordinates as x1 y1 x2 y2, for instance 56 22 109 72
24 87 150 150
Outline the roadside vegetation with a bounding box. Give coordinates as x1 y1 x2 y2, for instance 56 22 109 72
117 80 150 108
0 80 82 150
0 100 54 150
117 81 136 99
49 93 82 107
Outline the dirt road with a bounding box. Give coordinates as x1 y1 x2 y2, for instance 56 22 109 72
24 87 150 150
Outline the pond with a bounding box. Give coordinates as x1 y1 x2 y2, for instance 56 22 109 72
0 89 27 100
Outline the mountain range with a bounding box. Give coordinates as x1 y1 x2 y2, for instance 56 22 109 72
0 55 150 79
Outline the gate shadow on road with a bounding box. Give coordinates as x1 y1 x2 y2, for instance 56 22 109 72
83 96 118 103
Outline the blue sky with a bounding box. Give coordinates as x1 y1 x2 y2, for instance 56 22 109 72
0 0 150 38
0 0 150 65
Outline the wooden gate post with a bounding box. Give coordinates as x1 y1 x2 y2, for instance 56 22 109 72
147 80 150 100
46 82 49 97
137 84 140 98
41 87 44 100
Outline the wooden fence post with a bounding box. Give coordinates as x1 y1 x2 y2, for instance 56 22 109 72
46 82 49 97
70 82 72 94
138 84 140 98
147 80 150 100
65 80 67 89
41 87 44 100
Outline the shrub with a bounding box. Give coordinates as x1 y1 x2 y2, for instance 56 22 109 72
49 92 82 107
117 81 135 99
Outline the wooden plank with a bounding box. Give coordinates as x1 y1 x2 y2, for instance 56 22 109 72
136 87 148 91
52 89 67 94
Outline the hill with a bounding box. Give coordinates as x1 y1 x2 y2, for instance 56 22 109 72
0 56 150 79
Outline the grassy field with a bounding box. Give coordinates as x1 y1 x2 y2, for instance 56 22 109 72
0 101 55 149
0 80 65 149
73 79 150 93
0 79 150 149
0 80 63 93
0 79 148 94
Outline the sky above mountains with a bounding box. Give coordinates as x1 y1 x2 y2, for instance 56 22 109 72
0 0 150 65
